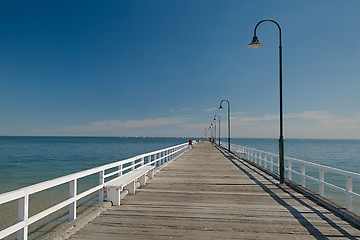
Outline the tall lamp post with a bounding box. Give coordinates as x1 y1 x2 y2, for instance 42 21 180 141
212 120 216 144
248 19 285 184
219 100 231 152
214 115 221 145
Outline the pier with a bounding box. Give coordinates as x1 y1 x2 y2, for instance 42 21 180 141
64 142 360 239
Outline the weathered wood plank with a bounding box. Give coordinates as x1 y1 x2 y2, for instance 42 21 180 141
68 142 360 240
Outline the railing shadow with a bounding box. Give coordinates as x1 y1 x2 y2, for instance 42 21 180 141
216 146 359 239
28 192 99 240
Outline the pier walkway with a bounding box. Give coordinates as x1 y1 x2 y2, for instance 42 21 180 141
67 141 360 239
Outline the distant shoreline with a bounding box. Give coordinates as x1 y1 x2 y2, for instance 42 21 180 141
1 135 360 140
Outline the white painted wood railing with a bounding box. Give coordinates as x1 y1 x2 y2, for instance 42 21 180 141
0 142 188 240
226 143 360 213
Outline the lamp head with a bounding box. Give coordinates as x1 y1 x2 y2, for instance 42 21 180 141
219 104 223 109
248 35 263 48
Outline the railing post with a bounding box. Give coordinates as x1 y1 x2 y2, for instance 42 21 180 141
131 159 135 170
264 153 268 169
18 195 29 240
301 163 306 187
319 168 325 196
118 164 122 177
141 156 145 166
153 153 157 167
99 170 105 202
157 152 160 166
288 159 292 181
270 155 274 172
69 179 77 221
156 153 160 167
346 176 353 211
159 152 162 166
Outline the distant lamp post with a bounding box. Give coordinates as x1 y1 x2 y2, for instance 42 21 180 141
214 115 220 146
248 19 285 184
212 120 216 144
219 100 231 152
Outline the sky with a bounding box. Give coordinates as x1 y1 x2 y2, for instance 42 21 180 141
0 0 359 139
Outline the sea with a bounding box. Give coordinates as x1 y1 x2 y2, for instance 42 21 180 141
230 138 360 174
1 136 359 195
0 136 359 238
0 136 190 194
231 138 360 215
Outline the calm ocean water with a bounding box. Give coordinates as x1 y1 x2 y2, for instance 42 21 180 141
230 138 360 213
230 138 360 174
0 136 359 236
0 136 188 194
1 137 359 195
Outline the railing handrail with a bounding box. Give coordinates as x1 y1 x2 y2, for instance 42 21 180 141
285 156 360 179
225 142 360 179
0 142 189 240
228 142 360 213
0 143 186 205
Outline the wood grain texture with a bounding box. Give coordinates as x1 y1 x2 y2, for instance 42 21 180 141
68 142 360 240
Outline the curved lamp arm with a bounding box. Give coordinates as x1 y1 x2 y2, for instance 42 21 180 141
249 19 282 48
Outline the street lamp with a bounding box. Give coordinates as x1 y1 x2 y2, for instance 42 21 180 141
212 120 216 144
248 19 285 184
209 123 213 142
214 115 220 146
219 100 231 152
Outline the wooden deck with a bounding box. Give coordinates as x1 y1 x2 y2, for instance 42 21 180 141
68 141 360 239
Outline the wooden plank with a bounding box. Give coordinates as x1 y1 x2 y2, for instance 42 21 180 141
68 142 360 240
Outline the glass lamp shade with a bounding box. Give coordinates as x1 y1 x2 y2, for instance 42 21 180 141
248 36 263 48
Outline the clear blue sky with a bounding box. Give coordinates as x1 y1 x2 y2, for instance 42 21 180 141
0 0 359 138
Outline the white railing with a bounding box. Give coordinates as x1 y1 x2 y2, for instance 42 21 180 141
228 143 360 213
0 142 188 240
